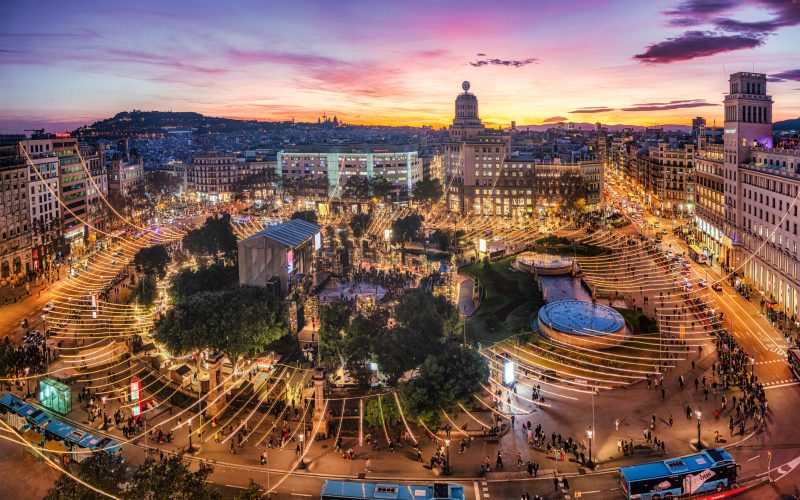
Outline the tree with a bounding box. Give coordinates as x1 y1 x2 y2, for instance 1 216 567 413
45 452 124 500
144 171 181 201
390 214 423 256
342 176 371 202
234 480 265 500
432 229 465 254
412 178 443 206
181 213 238 262
364 396 400 429
558 171 589 212
156 286 286 367
372 325 431 385
401 344 489 427
168 263 239 304
134 244 171 279
125 454 220 500
349 212 372 239
133 273 158 306
318 299 353 368
395 288 459 340
291 210 318 225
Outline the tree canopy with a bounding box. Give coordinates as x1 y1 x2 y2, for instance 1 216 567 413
390 214 423 250
394 288 459 339
156 286 286 366
182 213 238 262
412 178 443 206
291 210 318 224
168 263 239 304
133 244 171 279
349 212 372 239
401 344 489 427
45 452 219 500
342 175 393 201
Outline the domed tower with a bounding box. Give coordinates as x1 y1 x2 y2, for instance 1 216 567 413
449 81 484 139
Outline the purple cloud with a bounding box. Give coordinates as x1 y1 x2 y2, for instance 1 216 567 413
634 31 762 63
542 116 568 123
642 1 800 63
469 55 537 67
570 107 615 114
622 100 719 111
663 0 736 17
769 69 800 82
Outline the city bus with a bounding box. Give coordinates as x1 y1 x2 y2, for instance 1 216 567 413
321 481 465 500
619 448 737 499
687 245 708 264
788 348 800 380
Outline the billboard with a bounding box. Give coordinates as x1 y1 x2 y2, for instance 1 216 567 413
287 249 294 273
503 360 515 385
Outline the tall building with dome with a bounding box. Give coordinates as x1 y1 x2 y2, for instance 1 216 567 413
443 82 602 217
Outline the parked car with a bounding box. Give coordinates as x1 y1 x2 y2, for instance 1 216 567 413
712 282 723 291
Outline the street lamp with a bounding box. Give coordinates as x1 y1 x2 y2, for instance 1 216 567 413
695 410 702 450
24 367 30 398
187 417 195 453
101 396 107 429
586 427 594 468
750 357 756 375
444 438 452 475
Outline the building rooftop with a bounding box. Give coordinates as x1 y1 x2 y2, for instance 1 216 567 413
250 219 321 248
281 144 417 154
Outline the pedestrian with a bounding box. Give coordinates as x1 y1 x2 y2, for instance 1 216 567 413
260 451 267 465
615 418 620 431
533 460 539 477
563 477 570 490
669 414 673 427
553 478 559 491
527 461 533 477
496 451 503 470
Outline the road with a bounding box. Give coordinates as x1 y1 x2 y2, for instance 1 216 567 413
607 177 800 498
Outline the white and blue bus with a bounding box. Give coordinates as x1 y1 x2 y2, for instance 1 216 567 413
619 448 737 499
321 481 465 500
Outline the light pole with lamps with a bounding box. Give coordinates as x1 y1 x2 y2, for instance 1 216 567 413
187 417 196 453
101 396 107 429
586 427 594 468
695 410 703 450
750 357 756 375
24 367 30 397
444 438 452 475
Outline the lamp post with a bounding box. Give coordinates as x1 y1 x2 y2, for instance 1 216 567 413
750 357 756 375
187 417 195 453
695 410 702 450
101 395 107 429
586 427 594 468
444 438 452 475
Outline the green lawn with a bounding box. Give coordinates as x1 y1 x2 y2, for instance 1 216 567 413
463 256 543 345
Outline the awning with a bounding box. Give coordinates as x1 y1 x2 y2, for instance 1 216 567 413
44 440 68 453
22 428 46 445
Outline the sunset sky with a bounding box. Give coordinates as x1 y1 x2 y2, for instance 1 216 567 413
1 0 799 132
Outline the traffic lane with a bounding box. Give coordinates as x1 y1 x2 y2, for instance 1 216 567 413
632 222 789 381
487 470 623 500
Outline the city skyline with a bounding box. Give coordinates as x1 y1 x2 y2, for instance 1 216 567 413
2 0 800 133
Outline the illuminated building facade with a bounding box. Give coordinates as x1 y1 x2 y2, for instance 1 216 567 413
277 145 421 199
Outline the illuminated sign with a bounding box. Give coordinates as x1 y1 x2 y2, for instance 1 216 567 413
724 128 737 134
287 249 294 273
503 360 515 385
90 293 98 319
314 232 322 250
384 229 392 241
130 378 141 402
478 238 487 253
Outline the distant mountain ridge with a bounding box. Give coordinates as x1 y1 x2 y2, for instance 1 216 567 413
73 110 276 138
774 118 800 131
